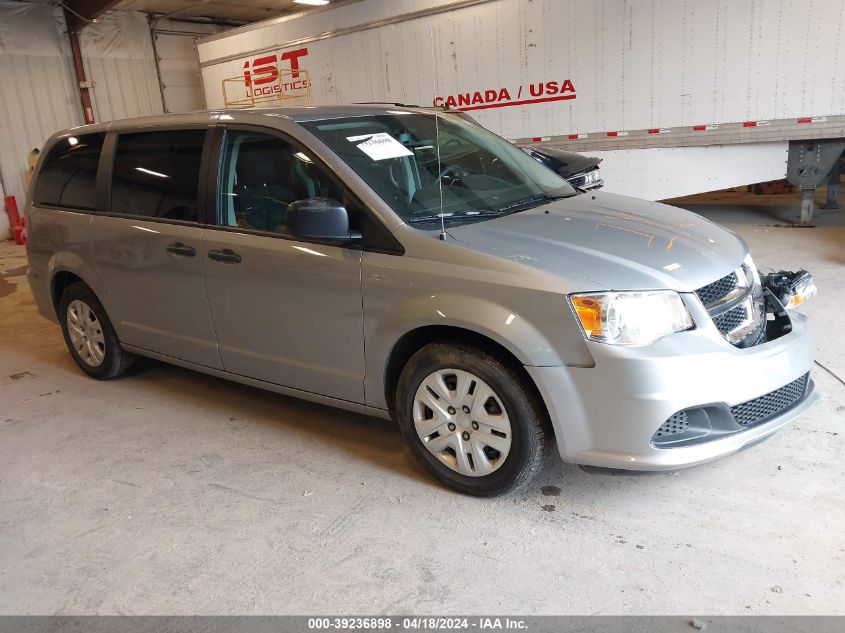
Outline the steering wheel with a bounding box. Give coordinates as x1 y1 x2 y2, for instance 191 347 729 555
438 164 464 185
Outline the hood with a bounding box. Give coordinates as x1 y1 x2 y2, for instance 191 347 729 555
532 146 599 176
446 191 746 292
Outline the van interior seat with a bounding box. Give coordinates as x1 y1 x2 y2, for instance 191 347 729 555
235 148 296 231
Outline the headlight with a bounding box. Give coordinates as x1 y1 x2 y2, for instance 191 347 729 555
746 252 817 308
581 169 601 186
569 290 694 346
570 168 602 188
784 273 817 308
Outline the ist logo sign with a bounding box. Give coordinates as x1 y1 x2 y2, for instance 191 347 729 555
242 47 310 97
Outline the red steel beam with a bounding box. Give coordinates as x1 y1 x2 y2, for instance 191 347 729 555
65 11 95 124
62 1 123 124
62 0 123 32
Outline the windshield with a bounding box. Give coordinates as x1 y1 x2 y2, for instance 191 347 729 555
302 113 576 229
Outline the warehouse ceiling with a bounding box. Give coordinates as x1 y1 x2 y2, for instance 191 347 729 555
35 0 341 27
110 0 318 22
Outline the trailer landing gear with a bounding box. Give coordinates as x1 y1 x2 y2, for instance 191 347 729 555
787 140 845 225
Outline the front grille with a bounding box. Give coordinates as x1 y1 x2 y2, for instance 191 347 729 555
712 304 748 336
695 272 738 306
654 411 689 438
730 373 810 427
694 267 765 348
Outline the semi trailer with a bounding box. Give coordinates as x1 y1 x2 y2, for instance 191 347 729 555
196 0 845 222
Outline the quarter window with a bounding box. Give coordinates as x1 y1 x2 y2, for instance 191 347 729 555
34 133 105 210
218 131 345 234
111 130 205 222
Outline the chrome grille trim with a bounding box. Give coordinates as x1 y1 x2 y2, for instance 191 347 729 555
695 264 765 347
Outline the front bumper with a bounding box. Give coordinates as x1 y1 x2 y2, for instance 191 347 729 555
527 308 817 470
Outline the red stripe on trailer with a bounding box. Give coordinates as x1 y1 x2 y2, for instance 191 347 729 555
607 131 618 137
648 128 660 134
743 121 757 127
693 125 707 131
797 117 812 123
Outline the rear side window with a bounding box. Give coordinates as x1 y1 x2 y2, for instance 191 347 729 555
34 133 105 210
111 130 205 223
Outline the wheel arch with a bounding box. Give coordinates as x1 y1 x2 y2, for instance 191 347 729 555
50 270 85 317
382 324 553 439
47 251 112 322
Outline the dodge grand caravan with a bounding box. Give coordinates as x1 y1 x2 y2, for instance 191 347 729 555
25 105 818 496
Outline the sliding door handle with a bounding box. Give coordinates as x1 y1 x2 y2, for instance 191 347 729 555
166 242 196 257
207 249 242 264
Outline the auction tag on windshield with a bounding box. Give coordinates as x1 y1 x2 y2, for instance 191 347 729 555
347 133 413 161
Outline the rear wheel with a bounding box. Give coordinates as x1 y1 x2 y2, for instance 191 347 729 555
59 282 134 380
395 343 548 496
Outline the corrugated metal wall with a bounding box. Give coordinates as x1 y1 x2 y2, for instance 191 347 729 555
0 1 81 239
153 19 226 113
0 2 164 239
80 11 164 122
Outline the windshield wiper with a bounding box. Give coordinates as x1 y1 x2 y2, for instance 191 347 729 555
408 192 573 225
407 209 504 224
495 193 572 214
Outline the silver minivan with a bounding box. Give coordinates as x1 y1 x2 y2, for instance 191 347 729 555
25 105 818 496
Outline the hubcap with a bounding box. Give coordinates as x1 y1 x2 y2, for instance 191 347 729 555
413 368 512 477
66 300 106 367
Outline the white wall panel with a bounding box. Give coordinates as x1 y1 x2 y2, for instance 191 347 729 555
0 1 82 239
80 11 163 121
0 4 166 239
150 19 224 113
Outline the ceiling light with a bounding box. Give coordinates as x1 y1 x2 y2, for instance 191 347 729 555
135 167 170 179
293 0 330 5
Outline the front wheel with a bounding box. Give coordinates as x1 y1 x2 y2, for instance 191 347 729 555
395 343 549 496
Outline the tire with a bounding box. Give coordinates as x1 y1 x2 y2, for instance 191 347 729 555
59 282 135 380
394 342 549 496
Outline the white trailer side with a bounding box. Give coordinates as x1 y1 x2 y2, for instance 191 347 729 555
197 0 845 206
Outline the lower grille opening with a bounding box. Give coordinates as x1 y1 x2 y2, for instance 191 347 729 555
730 373 810 427
652 373 811 448
651 408 713 447
654 411 689 438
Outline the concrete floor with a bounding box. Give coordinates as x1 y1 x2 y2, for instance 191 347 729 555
1 194 843 615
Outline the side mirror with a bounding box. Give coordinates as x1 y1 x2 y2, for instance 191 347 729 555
286 197 361 242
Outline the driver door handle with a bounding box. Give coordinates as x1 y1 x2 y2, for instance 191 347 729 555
166 242 196 257
208 248 242 264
